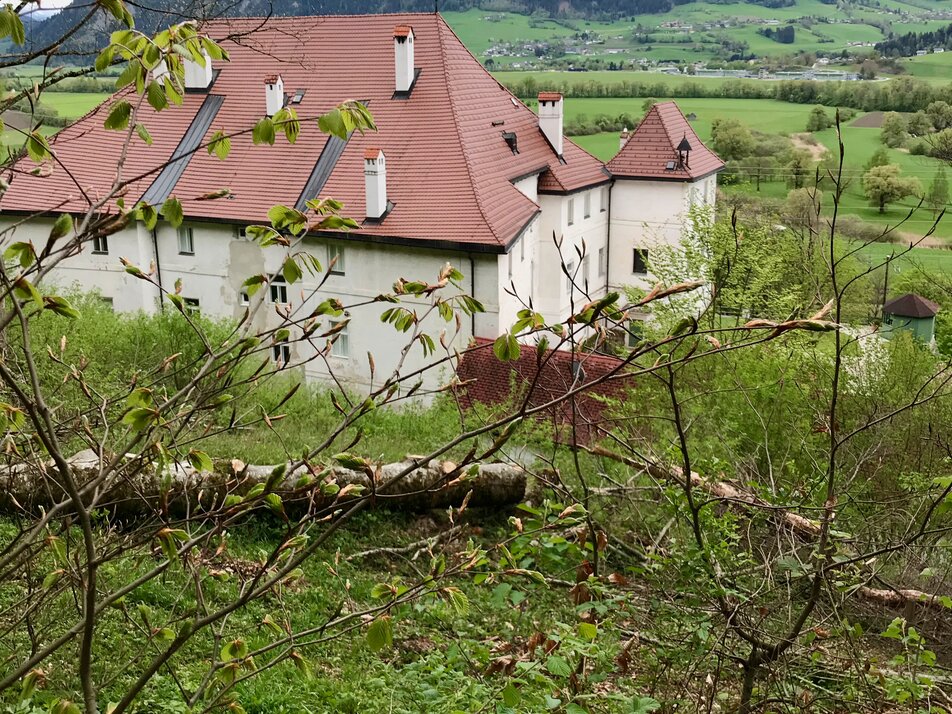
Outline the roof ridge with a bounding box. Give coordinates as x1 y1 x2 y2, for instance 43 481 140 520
436 15 505 247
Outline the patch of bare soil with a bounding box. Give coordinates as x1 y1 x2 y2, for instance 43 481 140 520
851 111 885 128
790 133 829 161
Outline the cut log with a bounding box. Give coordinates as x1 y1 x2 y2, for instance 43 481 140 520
0 450 527 517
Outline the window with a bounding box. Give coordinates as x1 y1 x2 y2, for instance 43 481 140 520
507 250 513 279
598 247 606 277
583 192 591 219
633 248 649 275
240 291 250 306
183 297 200 316
627 319 645 348
92 236 108 255
330 320 349 357
329 244 345 276
565 260 576 295
600 186 608 213
269 275 288 304
567 198 575 226
178 226 194 255
581 255 590 289
272 341 291 364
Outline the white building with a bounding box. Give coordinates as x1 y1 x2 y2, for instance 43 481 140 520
0 14 722 390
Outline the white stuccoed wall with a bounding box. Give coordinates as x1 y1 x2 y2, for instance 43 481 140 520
608 174 715 291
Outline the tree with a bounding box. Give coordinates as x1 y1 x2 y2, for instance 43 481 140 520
863 163 923 212
858 58 878 79
927 166 949 216
880 111 909 148
927 100 952 130
805 105 832 132
785 148 813 189
864 146 891 172
711 117 754 160
907 110 933 136
743 155 778 191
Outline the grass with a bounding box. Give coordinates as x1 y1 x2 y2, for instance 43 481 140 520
40 91 110 119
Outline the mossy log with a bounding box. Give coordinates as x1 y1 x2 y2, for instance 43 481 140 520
0 450 527 517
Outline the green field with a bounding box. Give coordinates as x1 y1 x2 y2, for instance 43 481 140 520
39 92 109 118
902 50 952 83
445 2 948 65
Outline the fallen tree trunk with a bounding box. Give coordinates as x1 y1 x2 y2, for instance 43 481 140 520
581 444 951 611
0 450 527 517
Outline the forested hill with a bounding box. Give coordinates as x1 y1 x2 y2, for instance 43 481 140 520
876 22 952 57
28 0 796 56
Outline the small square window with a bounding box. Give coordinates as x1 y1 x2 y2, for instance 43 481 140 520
330 320 349 358
240 291 250 306
183 297 200 316
92 236 108 254
633 248 649 275
583 192 591 219
272 341 291 365
329 244 345 276
178 226 194 255
598 247 606 277
627 320 645 348
269 275 288 304
567 198 575 226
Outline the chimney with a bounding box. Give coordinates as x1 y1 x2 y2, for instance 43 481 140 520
619 127 630 151
183 48 213 90
264 74 285 117
394 25 415 93
364 148 387 219
538 92 564 156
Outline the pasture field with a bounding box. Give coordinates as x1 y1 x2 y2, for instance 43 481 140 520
902 50 952 83
40 92 110 118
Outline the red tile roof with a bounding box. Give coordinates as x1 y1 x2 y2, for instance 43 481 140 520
538 92 562 102
393 25 413 37
456 338 634 444
883 293 940 318
2 14 607 252
607 101 724 181
364 147 383 160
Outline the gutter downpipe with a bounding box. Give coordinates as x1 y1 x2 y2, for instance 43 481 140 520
152 226 165 312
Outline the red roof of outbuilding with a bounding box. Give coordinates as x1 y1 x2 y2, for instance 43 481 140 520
607 101 724 181
1 14 607 252
883 293 940 318
538 92 562 101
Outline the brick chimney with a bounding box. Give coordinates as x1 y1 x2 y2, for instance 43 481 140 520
183 48 213 90
364 148 387 219
394 25 415 93
264 74 284 117
538 92 564 156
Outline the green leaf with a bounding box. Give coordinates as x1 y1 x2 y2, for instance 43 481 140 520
578 622 597 641
146 80 168 111
187 450 213 473
208 129 231 160
566 705 588 714
4 242 36 269
493 333 521 362
317 108 347 140
104 101 133 131
161 197 184 228
366 615 393 652
51 701 81 714
282 257 302 285
50 214 74 241
630 696 661 714
43 295 81 319
501 683 520 708
135 123 153 145
13 277 42 308
122 407 159 432
26 132 51 163
47 536 67 565
241 274 267 296
253 118 275 145
333 453 369 471
545 655 572 677
136 202 158 230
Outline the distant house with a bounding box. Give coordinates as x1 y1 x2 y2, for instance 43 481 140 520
916 49 928 56
882 293 940 345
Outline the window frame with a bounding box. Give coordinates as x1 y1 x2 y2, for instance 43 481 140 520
177 226 195 255
583 192 591 219
567 198 575 227
565 260 576 296
328 244 346 276
272 341 291 364
330 320 349 358
632 248 649 276
269 275 288 304
598 247 606 277
92 236 109 255
183 297 200 316
600 186 608 213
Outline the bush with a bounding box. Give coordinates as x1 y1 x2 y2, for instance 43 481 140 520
908 138 930 155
